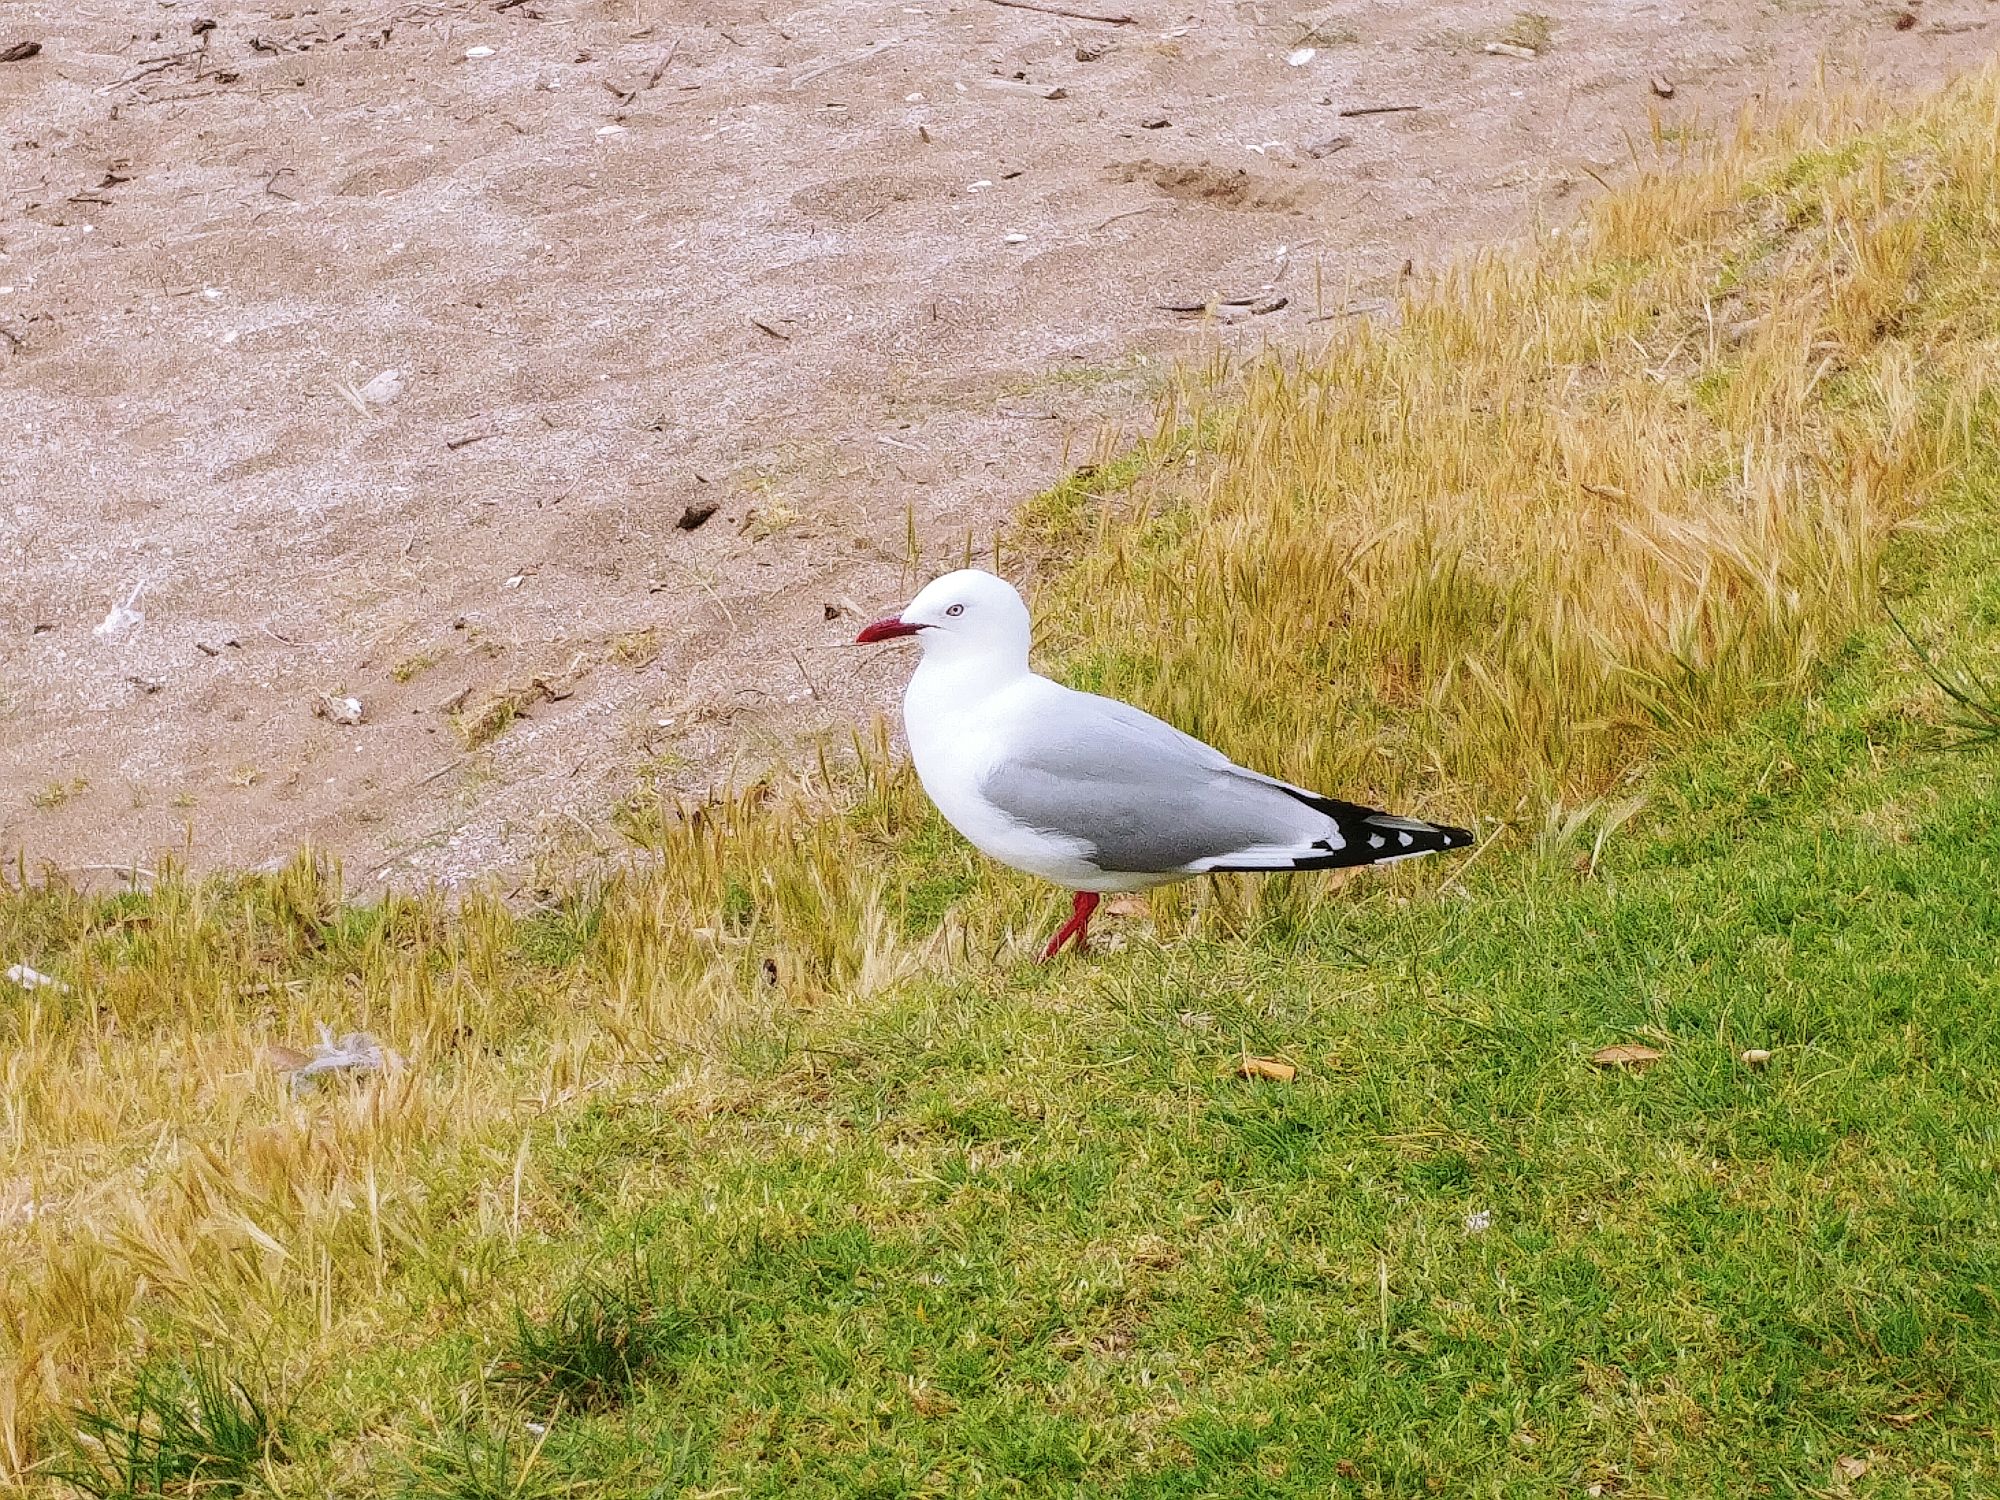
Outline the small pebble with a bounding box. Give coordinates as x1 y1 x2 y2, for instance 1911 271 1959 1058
464 45 495 59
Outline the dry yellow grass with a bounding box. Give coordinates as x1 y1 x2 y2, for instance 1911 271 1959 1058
1039 81 1994 822
3 67 1997 1488
0 777 930 1485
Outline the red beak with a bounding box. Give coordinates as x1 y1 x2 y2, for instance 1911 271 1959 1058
855 616 924 644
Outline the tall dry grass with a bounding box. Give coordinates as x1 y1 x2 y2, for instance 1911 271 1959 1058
1040 79 1996 823
3 67 1997 1487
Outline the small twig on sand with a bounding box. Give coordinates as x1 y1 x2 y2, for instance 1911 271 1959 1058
790 37 899 88
1093 202 1166 231
646 40 678 88
985 0 1134 21
1338 103 1422 117
414 756 470 789
96 53 194 93
789 650 823 701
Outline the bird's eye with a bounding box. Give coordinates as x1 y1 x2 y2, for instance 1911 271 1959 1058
945 603 965 617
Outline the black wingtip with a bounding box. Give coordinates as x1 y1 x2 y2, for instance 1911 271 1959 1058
1214 789 1477 873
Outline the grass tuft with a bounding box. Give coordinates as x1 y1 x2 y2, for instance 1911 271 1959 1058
55 1354 285 1499
496 1259 699 1414
1884 595 2000 748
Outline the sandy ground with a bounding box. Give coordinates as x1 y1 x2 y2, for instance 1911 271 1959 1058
0 0 1991 891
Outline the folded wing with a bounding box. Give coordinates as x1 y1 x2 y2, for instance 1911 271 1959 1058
979 687 1472 876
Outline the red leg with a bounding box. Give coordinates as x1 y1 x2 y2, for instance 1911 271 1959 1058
1041 892 1101 960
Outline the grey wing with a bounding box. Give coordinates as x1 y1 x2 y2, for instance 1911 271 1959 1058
978 693 1331 874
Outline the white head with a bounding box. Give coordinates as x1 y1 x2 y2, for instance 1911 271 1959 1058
855 568 1031 668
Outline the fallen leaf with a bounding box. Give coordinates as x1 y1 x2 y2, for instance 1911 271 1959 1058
261 1043 312 1072
1835 1454 1870 1481
1589 1043 1664 1070
1236 1055 1297 1083
1103 894 1148 917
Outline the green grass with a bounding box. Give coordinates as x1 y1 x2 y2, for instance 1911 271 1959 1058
56 1354 287 1499
453 518 1990 1494
495 581 1995 1494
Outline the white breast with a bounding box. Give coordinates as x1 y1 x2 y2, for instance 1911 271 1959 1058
903 668 1106 889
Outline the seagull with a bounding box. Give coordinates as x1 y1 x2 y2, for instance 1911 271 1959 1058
856 569 1474 958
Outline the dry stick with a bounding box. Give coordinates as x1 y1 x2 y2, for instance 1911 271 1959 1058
1338 103 1421 117
789 650 823 701
413 756 471 789
790 37 899 88
985 0 1134 22
1093 202 1166 231
646 40 678 88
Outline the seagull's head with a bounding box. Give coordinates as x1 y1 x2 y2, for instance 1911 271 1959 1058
855 568 1031 665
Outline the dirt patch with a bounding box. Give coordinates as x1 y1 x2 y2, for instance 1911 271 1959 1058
0 0 1989 890
1111 158 1305 212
